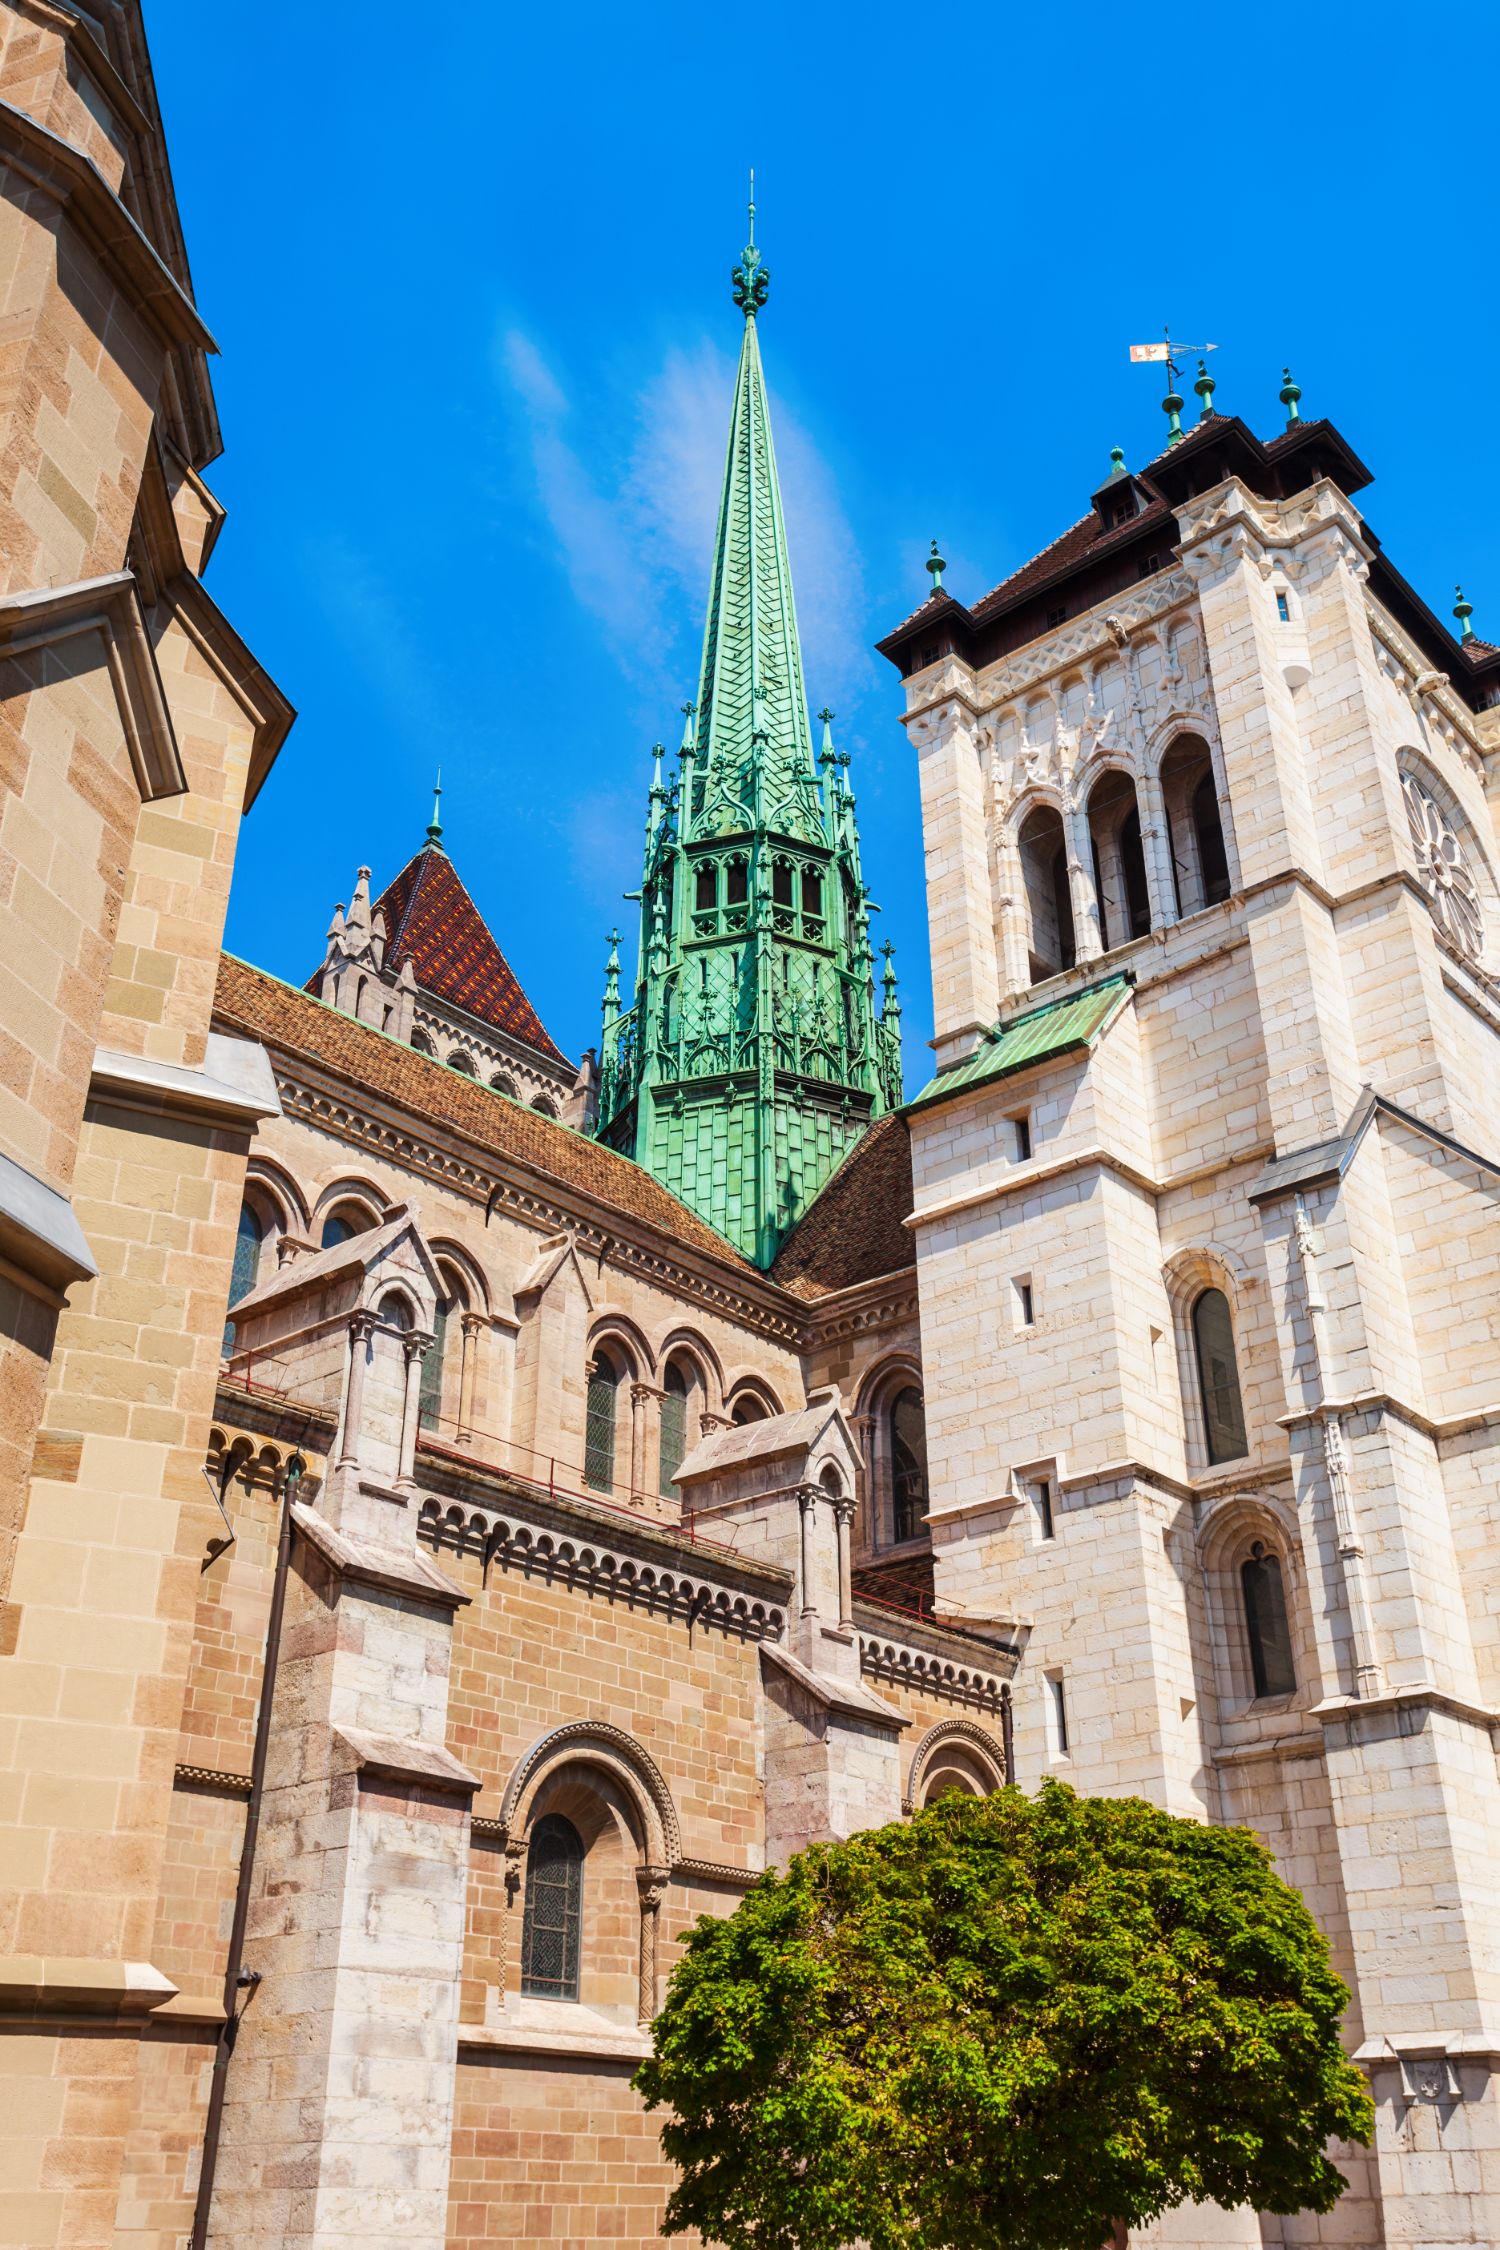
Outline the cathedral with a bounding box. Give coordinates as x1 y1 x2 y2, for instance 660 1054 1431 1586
2 6 1500 2249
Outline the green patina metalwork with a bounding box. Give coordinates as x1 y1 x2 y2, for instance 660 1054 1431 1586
905 976 1133 1114
594 213 902 1268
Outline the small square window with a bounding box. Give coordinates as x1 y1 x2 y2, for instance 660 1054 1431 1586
1276 591 1290 622
1046 605 1066 629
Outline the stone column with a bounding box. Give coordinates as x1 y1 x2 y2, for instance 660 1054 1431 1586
1136 766 1177 932
636 1865 669 2026
397 1330 434 1493
1063 801 1103 961
629 1380 662 1500
993 815 1033 1006
798 1486 817 1618
334 1309 377 1472
456 1311 483 1445
851 1411 878 1550
834 1497 855 1633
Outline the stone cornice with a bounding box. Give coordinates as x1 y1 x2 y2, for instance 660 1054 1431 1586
799 1273 920 1346
415 1480 792 1642
858 1628 1009 1711
903 570 1199 721
274 1065 811 1349
0 572 185 801
0 95 215 351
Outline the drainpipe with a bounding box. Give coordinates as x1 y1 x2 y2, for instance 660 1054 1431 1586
189 1450 304 2250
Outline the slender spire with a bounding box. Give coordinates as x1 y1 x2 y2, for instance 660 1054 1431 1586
1280 366 1302 428
731 171 768 319
1455 585 1477 645
926 539 946 594
426 769 443 846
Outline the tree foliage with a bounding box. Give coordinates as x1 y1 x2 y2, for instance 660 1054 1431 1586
635 1784 1372 2250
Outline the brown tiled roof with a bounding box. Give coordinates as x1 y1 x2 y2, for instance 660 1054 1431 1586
371 845 570 1068
215 955 756 1276
770 1113 916 1301
967 500 1176 622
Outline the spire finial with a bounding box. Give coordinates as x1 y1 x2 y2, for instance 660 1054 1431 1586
1280 366 1302 428
1161 327 1185 446
1455 585 1477 645
1194 358 1217 419
926 539 946 594
426 768 443 845
1106 445 1127 481
732 175 768 317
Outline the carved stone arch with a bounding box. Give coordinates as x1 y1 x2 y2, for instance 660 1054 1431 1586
854 1350 923 1422
312 1174 389 1234
1145 707 1222 771
657 1325 725 1407
426 1236 491 1317
499 1720 682 1867
1001 777 1068 830
586 1311 654 1383
1070 742 1142 810
1160 1240 1254 1319
724 1374 785 1424
243 1156 308 1235
1194 1489 1309 1711
903 1719 1009 1812
371 1282 423 1331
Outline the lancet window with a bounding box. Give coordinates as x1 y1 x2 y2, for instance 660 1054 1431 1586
585 1352 620 1491
891 1388 928 1544
1240 1542 1296 1699
1192 1288 1247 1465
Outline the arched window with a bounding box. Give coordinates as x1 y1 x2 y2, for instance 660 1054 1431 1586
772 859 794 908
520 1814 584 2000
1192 1288 1247 1465
730 1390 773 1426
891 1388 928 1543
1192 772 1231 906
695 862 717 912
419 1271 466 1435
411 1029 434 1056
377 1291 413 1331
320 1200 374 1251
1119 807 1152 939
725 857 749 906
659 1360 690 1497
1087 771 1151 950
491 1073 518 1097
449 1051 475 1077
801 868 824 919
532 1094 558 1119
585 1351 620 1491
228 1200 263 1310
1016 805 1075 983
1240 1542 1296 1698
223 1199 265 1353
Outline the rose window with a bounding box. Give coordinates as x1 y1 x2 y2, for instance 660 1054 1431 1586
1403 772 1484 961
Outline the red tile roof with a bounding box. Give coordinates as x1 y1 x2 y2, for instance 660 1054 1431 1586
372 845 571 1069
770 1113 916 1301
216 955 757 1277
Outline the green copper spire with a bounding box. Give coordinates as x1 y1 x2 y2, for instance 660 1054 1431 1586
1194 359 1217 419
594 212 902 1267
1280 366 1302 428
1455 585 1476 645
926 539 946 593
427 768 444 846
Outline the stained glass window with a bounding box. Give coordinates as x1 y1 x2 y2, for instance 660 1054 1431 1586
585 1353 618 1491
891 1388 927 1543
222 1200 263 1354
659 1361 689 1497
520 1814 583 2000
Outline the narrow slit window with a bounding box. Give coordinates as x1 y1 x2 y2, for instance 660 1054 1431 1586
725 858 749 905
695 862 717 912
1012 1114 1032 1162
1048 1673 1070 1758
1014 1278 1035 1329
1276 591 1291 622
772 859 795 908
1034 1479 1055 1541
801 868 823 918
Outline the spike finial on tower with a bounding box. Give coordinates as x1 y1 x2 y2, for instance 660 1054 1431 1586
1106 445 1128 481
426 768 443 845
732 174 768 317
927 539 946 595
1280 366 1302 428
1455 586 1477 645
1195 359 1217 419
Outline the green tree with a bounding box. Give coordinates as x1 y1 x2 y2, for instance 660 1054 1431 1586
635 1784 1372 2249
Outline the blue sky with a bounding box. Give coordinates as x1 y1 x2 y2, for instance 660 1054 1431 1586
149 0 1499 1090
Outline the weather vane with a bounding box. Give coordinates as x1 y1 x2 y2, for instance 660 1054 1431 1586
1130 327 1217 445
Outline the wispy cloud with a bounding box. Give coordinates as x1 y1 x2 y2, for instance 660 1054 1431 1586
494 318 868 717
302 529 449 744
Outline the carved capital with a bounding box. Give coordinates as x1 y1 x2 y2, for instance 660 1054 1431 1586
403 1329 435 1367
348 1309 378 1346
460 1310 485 1339
636 1863 671 1914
